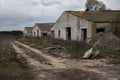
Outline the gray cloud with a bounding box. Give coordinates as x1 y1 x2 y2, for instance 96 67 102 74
0 0 119 31
99 0 120 9
41 1 62 6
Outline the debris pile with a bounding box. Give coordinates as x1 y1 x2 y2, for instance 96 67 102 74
83 33 120 59
42 47 70 58
88 32 120 49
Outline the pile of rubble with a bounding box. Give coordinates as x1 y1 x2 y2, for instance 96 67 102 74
87 32 120 49
42 47 70 58
83 33 120 59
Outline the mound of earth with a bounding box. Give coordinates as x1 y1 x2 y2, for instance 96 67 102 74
87 32 120 50
84 33 120 59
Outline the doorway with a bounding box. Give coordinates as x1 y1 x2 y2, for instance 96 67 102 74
42 33 47 37
51 30 55 37
96 28 105 33
66 27 71 40
81 29 87 40
37 30 39 37
34 32 35 37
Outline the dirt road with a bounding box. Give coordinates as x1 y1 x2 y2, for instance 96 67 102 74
12 41 120 80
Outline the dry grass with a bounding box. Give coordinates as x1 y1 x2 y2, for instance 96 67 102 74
0 34 33 80
18 37 90 59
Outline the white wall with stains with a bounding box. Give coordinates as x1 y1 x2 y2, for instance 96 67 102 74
51 12 92 41
23 29 32 37
32 26 41 37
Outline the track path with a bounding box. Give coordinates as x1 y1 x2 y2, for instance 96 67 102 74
12 41 120 80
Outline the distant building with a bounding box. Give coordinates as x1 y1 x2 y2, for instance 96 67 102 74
32 23 54 37
23 27 33 37
51 10 120 40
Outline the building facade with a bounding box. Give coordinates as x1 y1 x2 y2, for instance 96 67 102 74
32 23 54 37
51 10 120 40
23 27 33 37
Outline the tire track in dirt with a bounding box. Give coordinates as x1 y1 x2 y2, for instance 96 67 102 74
12 43 53 70
14 41 68 69
13 41 120 80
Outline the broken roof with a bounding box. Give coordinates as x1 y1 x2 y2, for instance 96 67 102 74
67 10 120 23
35 23 54 31
24 27 33 33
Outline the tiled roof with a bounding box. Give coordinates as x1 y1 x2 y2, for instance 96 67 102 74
35 23 54 31
67 10 120 22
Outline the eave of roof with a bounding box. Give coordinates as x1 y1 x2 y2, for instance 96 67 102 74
34 23 54 31
67 10 120 23
24 27 33 32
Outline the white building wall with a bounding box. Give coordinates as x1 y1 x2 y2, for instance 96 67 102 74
32 26 42 37
23 29 27 37
32 26 37 37
23 29 32 37
79 18 92 39
51 12 69 40
69 13 79 40
59 28 66 40
51 12 92 41
39 29 42 37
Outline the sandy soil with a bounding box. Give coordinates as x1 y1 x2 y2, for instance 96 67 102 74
12 41 120 80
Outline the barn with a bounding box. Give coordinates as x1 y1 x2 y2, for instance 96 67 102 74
32 23 54 37
51 10 120 40
23 27 33 37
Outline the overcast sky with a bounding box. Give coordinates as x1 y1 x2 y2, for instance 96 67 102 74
0 0 119 31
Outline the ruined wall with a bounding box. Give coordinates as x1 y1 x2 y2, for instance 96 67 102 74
23 29 32 37
79 18 92 39
32 26 41 37
51 12 92 40
51 12 68 40
96 23 110 29
23 29 27 37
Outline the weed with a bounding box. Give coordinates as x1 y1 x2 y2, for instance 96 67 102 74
18 37 90 59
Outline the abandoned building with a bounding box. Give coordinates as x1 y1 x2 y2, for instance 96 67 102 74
32 23 54 37
23 27 33 37
51 10 120 40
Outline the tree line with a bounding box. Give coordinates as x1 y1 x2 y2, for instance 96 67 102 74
0 30 23 36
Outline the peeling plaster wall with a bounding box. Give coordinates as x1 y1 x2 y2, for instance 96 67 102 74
23 29 32 37
23 29 27 37
51 12 68 40
32 26 41 37
51 12 92 40
96 23 110 29
79 17 92 39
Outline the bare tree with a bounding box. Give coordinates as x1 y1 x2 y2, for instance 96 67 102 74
85 0 106 11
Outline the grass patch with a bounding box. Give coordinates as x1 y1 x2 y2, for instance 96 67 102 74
30 44 48 49
18 37 57 49
0 61 23 73
101 48 120 59
100 48 120 64
0 51 23 73
18 37 90 59
0 34 33 80
64 41 89 59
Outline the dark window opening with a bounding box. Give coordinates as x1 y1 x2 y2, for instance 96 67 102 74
51 30 54 37
58 30 60 37
96 28 105 33
34 32 35 37
81 29 87 40
42 33 47 36
37 30 39 37
66 27 71 40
